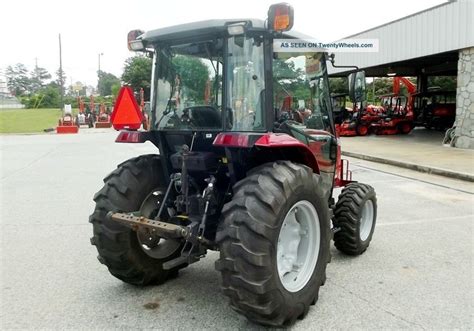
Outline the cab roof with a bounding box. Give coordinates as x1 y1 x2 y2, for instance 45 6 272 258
141 19 312 45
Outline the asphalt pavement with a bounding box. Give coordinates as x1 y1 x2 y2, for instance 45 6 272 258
1 130 473 329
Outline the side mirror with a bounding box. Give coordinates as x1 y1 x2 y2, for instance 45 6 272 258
268 3 294 32
348 70 366 104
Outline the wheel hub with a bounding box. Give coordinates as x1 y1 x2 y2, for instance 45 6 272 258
137 189 181 259
359 200 374 241
277 200 320 292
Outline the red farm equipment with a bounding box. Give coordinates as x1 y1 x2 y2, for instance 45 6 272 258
57 104 78 134
76 96 94 128
329 55 385 137
333 92 384 136
371 77 416 135
413 88 456 130
139 88 151 130
89 4 378 327
95 102 112 128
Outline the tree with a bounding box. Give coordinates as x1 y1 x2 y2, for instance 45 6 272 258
173 56 209 102
111 83 121 98
98 71 120 96
329 77 348 94
21 82 61 108
428 76 456 91
55 68 67 88
6 63 31 96
273 57 309 102
122 56 152 98
30 66 51 93
372 77 393 103
38 83 61 108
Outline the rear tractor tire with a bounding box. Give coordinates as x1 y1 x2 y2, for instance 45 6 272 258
89 154 184 286
216 161 331 326
332 183 377 255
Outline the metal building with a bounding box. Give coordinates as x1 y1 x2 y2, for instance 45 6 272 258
329 0 474 149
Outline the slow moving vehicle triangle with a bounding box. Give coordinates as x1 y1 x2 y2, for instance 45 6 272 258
111 86 144 130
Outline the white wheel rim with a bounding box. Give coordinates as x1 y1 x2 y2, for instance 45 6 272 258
360 200 374 241
277 200 320 293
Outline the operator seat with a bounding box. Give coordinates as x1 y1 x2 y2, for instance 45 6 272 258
186 106 221 128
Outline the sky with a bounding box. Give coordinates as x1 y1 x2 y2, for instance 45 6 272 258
0 0 447 87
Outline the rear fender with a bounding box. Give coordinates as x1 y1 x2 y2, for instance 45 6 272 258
253 133 321 174
213 132 320 173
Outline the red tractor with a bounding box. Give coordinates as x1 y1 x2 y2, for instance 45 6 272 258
95 102 112 128
90 4 377 326
371 77 416 135
333 92 384 136
413 88 456 130
76 96 95 128
57 104 79 134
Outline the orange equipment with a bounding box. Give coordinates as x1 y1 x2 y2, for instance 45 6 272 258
333 95 385 137
413 89 456 130
57 104 79 134
76 96 94 128
371 77 416 135
139 88 150 130
95 102 112 128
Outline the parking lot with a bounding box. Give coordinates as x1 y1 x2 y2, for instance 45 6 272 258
1 130 472 329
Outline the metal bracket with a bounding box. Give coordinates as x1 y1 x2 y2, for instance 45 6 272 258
107 212 189 239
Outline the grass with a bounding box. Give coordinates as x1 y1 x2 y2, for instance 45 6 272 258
0 108 78 134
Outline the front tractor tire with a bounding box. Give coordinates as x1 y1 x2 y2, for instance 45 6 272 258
216 161 331 327
89 154 183 286
398 121 413 134
356 124 369 136
332 183 377 255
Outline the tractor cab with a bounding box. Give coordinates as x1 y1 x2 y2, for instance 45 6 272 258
123 10 350 185
379 95 408 117
371 94 414 134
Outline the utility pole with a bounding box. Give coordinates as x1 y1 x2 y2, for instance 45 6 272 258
59 33 64 110
98 52 103 93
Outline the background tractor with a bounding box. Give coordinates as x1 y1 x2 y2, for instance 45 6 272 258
95 102 112 128
371 77 416 135
76 96 95 128
413 88 456 130
57 104 78 134
90 4 377 326
332 90 384 136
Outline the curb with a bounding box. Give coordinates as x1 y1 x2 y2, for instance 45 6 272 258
342 151 474 182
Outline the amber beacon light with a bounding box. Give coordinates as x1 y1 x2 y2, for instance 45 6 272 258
268 3 294 32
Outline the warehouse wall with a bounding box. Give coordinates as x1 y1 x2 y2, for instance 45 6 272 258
454 47 474 149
